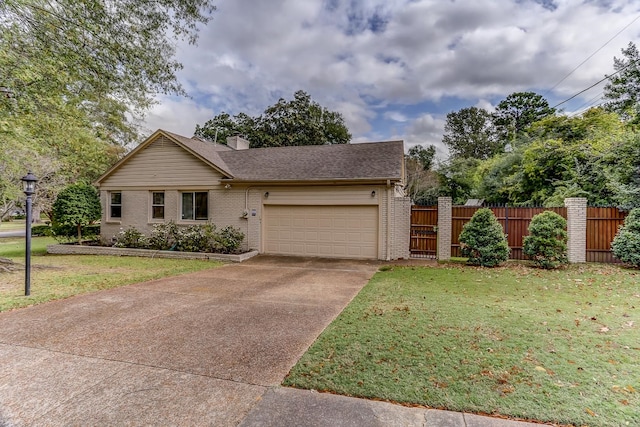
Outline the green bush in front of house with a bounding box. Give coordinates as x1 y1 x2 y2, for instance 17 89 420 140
459 208 510 267
523 211 568 269
611 208 640 267
113 221 245 254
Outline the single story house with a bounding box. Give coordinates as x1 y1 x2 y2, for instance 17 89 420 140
96 129 411 260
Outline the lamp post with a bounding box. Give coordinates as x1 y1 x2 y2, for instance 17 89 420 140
21 171 38 296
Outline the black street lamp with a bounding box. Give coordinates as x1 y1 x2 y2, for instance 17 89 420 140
21 171 38 296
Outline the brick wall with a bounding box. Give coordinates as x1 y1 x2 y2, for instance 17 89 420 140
391 196 411 260
437 197 452 261
565 197 587 263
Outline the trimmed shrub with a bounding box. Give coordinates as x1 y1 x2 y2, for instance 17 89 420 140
52 223 101 243
112 222 245 254
459 208 510 267
113 227 147 248
146 221 181 250
213 226 245 254
523 211 568 269
31 224 52 237
611 208 640 267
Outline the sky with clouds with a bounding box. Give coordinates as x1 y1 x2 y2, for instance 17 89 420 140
142 0 640 157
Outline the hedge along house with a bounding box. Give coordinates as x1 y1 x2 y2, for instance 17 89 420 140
96 129 411 260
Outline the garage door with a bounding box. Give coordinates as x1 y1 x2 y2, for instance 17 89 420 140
264 205 378 259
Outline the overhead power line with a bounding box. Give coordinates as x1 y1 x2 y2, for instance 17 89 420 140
544 13 640 97
551 59 637 109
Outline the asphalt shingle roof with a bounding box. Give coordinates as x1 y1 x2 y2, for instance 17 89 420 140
217 141 404 181
141 130 404 182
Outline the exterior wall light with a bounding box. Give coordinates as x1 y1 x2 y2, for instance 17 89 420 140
371 190 376 197
264 192 269 198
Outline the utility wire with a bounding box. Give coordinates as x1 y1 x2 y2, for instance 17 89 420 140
551 59 637 109
543 13 640 97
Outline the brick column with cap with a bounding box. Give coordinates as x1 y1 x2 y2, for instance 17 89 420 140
437 197 452 261
565 197 587 263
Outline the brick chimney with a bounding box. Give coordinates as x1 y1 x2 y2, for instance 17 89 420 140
226 135 250 150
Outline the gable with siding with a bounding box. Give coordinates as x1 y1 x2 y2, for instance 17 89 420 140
99 135 223 188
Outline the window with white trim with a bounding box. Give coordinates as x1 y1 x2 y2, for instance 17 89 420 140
110 192 122 219
151 192 165 219
181 191 208 220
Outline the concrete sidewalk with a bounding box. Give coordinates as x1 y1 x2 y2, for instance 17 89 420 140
0 256 549 426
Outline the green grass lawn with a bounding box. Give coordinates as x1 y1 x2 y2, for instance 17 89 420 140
0 236 222 312
284 263 640 427
0 220 26 231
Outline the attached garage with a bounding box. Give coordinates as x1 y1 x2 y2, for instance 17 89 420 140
264 205 379 259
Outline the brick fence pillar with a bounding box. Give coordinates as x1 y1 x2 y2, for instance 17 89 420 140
565 197 587 263
437 197 452 261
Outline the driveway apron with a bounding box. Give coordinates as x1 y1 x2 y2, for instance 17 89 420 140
0 256 378 426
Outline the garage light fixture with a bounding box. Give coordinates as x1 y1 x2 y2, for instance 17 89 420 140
264 192 269 198
371 190 376 197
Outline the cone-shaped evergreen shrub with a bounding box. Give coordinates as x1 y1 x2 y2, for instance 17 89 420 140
611 208 640 267
523 211 568 269
459 208 510 267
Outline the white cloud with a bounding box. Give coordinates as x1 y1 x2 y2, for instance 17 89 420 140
142 97 215 137
145 0 640 147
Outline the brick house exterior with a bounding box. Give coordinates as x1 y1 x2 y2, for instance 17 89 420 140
96 130 411 260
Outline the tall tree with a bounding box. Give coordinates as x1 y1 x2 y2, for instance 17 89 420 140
604 42 640 121
442 107 499 160
195 90 351 147
0 0 215 219
492 92 556 141
405 145 438 204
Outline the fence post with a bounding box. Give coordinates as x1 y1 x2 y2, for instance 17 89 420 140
437 197 452 261
565 197 587 263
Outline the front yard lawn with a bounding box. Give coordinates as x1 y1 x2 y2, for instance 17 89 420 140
0 236 221 312
284 263 639 427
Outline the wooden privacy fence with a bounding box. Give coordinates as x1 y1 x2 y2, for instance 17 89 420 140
412 203 628 262
586 207 628 263
451 206 567 259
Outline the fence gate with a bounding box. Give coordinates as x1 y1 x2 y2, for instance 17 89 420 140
410 205 438 259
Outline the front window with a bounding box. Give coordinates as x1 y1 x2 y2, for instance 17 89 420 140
110 192 122 219
152 192 165 219
181 191 208 220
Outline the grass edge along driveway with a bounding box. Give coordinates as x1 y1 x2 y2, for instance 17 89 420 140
0 236 222 312
284 263 640 427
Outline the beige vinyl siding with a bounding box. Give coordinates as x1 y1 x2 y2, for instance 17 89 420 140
100 136 222 188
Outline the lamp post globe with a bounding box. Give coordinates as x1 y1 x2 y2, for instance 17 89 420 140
20 171 38 296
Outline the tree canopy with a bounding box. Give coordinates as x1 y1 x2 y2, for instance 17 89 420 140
442 107 499 160
52 183 102 244
604 42 640 121
195 90 351 147
492 91 556 141
0 0 216 220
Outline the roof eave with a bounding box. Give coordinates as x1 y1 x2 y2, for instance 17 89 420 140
220 177 403 185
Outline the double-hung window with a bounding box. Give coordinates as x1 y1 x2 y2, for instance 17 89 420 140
110 192 122 219
181 191 208 220
151 192 165 219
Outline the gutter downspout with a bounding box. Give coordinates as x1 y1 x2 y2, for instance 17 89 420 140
386 179 391 261
244 186 257 250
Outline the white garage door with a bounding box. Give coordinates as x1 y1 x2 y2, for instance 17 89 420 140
264 205 378 259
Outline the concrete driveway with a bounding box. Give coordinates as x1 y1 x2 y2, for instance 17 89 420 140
0 255 379 426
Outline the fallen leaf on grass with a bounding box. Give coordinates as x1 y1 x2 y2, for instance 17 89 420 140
598 326 610 333
585 408 596 417
535 366 547 372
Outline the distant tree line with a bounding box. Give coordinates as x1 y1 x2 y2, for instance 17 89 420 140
407 42 640 209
